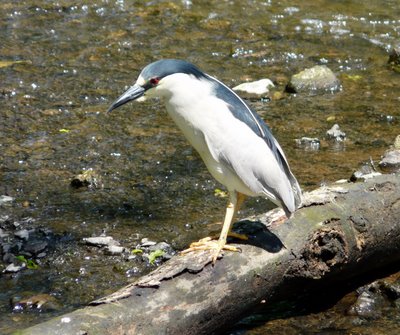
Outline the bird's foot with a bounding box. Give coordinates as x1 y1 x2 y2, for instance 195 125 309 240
180 237 241 264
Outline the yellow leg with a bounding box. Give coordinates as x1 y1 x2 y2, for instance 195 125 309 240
227 192 247 240
181 191 246 264
212 192 246 263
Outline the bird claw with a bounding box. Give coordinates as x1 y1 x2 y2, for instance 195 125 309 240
180 237 241 264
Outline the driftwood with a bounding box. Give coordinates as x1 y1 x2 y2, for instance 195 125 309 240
19 174 400 335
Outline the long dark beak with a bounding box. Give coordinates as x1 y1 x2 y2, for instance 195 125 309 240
107 84 145 112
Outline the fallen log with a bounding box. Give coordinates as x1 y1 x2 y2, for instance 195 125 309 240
18 174 400 335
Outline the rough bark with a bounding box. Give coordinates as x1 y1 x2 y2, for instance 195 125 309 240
17 174 400 335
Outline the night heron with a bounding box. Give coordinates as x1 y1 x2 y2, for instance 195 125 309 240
108 59 302 263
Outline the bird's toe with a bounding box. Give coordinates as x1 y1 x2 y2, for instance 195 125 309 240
181 237 241 264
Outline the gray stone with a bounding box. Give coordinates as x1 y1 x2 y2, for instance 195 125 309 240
379 149 400 172
149 242 171 252
140 238 157 247
286 65 341 94
105 245 125 255
24 240 48 255
148 242 175 260
83 236 119 247
3 253 16 263
0 228 9 238
14 229 29 240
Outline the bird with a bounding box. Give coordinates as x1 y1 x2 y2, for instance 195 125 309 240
108 59 302 264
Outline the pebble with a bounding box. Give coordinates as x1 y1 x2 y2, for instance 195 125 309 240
388 47 400 65
70 169 101 189
394 135 400 149
388 47 400 72
379 149 400 173
350 164 381 182
148 242 175 260
24 240 48 255
348 290 381 319
11 293 62 312
326 124 346 141
233 78 274 95
105 245 125 255
83 236 120 247
350 171 381 182
0 195 14 205
149 241 172 252
2 252 15 263
139 238 157 247
0 228 9 238
4 263 25 273
14 229 30 240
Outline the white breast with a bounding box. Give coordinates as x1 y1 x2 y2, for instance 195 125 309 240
158 75 254 194
157 73 293 209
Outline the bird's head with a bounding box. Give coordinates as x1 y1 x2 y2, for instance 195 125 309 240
107 59 206 112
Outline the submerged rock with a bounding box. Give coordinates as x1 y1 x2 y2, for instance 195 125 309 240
295 137 320 150
0 215 57 276
388 47 400 73
11 293 62 312
286 65 341 94
326 124 346 141
348 290 383 319
70 169 101 189
347 274 400 320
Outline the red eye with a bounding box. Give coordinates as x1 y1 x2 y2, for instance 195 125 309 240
150 77 159 85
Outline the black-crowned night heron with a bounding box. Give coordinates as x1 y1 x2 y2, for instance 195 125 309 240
108 59 302 263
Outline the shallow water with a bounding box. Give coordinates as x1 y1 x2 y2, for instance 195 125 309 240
0 0 399 333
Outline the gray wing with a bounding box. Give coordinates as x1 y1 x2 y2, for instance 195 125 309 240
207 74 302 211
